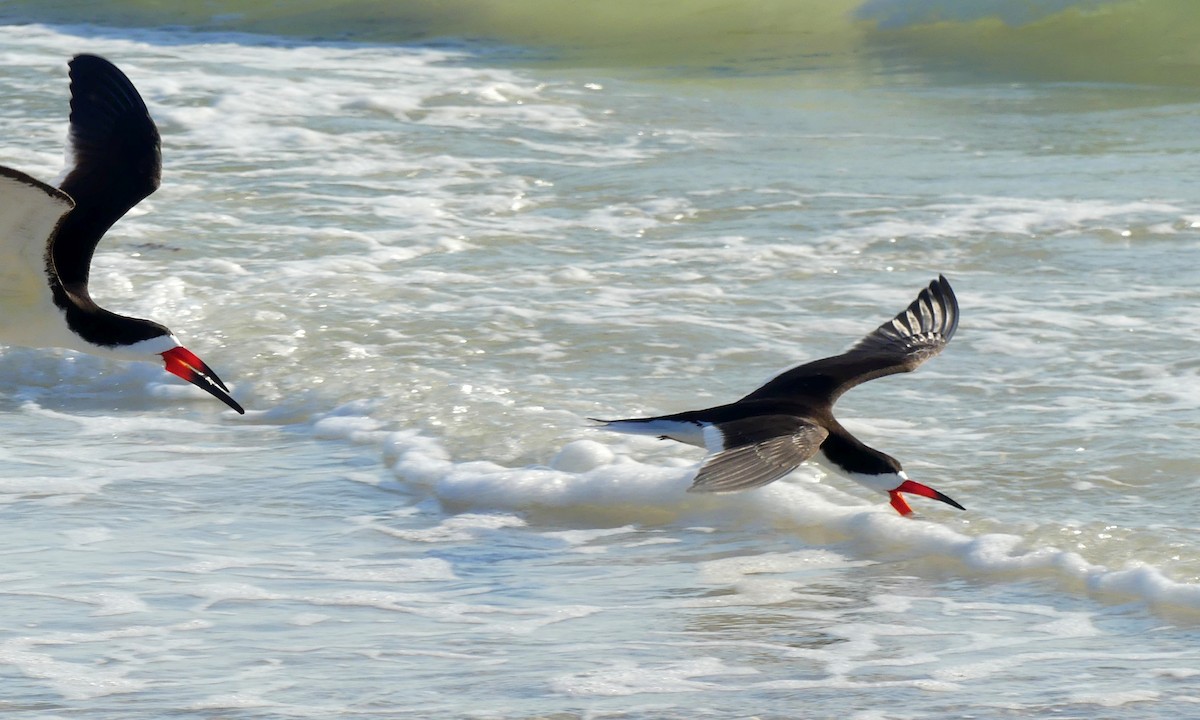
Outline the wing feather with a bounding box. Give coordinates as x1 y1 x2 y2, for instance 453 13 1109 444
688 416 827 493
52 54 161 293
740 275 958 406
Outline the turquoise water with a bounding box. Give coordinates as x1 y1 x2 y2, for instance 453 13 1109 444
1 2 1200 717
5 0 1200 84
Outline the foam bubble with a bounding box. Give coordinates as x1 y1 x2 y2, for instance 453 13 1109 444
549 439 615 472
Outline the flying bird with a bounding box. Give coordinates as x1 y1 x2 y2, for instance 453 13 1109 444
594 276 963 515
0 54 243 413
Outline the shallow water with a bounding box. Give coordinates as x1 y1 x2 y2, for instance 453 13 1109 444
2 4 1200 717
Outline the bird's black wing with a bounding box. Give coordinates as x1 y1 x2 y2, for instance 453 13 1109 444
688 415 828 493
740 275 958 406
52 54 161 293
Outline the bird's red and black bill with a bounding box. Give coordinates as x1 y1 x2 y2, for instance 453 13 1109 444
889 478 965 516
161 346 245 414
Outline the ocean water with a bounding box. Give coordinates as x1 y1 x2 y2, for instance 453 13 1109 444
1 1 1200 717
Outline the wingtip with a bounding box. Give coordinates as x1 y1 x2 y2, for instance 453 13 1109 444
927 273 959 340
686 477 745 494
66 54 125 84
68 53 106 67
933 273 956 300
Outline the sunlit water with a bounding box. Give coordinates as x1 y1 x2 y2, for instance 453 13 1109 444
2 6 1200 718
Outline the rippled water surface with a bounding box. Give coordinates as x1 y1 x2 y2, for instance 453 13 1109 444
2 7 1200 717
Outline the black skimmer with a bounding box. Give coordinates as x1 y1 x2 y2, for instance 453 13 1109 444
0 54 243 413
594 276 963 516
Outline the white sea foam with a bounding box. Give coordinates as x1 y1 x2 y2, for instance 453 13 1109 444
553 656 759 697
245 405 1200 615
